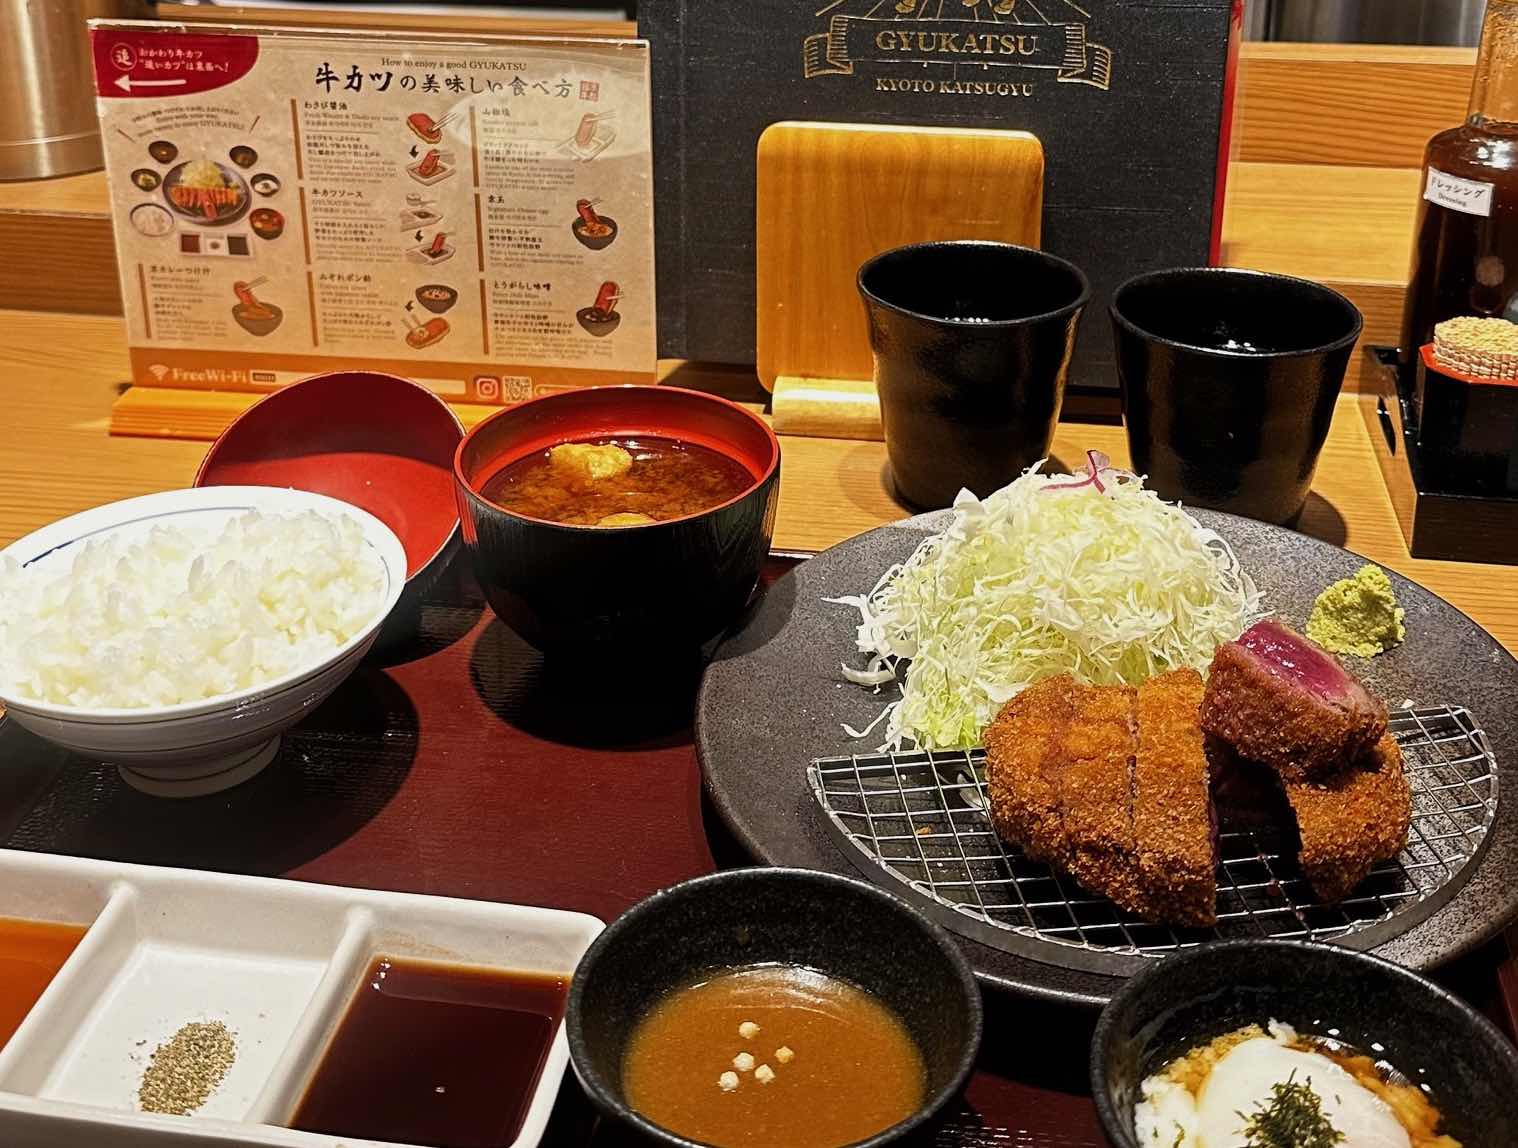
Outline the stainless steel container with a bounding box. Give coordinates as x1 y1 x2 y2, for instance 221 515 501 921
0 0 147 181
1249 0 1486 46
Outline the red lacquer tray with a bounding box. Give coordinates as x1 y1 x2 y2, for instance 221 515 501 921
0 557 1512 1148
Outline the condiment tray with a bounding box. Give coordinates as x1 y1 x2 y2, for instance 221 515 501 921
0 849 603 1148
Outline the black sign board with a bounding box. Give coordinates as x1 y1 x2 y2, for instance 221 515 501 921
641 0 1241 389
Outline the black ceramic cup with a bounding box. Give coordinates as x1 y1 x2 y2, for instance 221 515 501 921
454 386 780 656
1111 267 1363 525
858 241 1090 510
1090 940 1518 1148
567 867 984 1148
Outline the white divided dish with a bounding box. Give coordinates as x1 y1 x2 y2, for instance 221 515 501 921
0 850 603 1148
0 487 408 797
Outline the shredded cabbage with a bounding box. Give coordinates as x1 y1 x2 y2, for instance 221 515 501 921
828 455 1263 750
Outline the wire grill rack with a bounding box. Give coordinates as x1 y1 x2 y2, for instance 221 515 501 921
808 705 1499 977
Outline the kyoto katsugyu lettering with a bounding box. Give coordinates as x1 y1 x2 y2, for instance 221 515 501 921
802 0 1113 95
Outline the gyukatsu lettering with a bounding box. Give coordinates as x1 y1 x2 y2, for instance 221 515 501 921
874 77 1035 97
873 30 1041 56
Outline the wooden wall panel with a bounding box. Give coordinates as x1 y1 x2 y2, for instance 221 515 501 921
153 4 636 39
1234 43 1472 169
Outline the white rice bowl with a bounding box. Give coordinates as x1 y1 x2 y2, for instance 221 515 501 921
0 494 400 712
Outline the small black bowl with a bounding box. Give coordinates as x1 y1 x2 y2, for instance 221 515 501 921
1091 940 1518 1148
454 385 780 656
858 241 1090 511
1111 267 1363 525
567 868 984 1148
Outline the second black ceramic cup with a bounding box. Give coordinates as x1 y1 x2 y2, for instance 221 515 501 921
1111 267 1363 525
858 241 1090 510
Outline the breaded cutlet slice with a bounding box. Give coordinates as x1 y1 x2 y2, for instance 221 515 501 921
1058 684 1144 915
1132 669 1218 927
1283 733 1411 902
1207 736 1293 830
984 675 1078 866
1201 620 1387 781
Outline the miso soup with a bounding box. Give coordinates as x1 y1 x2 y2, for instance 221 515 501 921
480 436 754 527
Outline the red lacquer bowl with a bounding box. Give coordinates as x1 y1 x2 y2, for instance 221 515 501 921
454 385 781 655
196 371 464 605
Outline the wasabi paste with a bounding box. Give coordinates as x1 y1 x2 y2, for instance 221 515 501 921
1306 564 1405 658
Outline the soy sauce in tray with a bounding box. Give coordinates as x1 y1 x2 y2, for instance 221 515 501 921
290 956 568 1148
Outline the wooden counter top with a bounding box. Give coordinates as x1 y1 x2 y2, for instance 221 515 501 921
4 309 1516 657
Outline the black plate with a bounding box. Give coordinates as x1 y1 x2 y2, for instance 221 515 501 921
696 509 1518 1006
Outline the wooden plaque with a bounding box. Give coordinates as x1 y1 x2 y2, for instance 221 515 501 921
756 121 1043 394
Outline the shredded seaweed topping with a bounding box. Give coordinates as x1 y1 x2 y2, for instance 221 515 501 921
1239 1071 1345 1148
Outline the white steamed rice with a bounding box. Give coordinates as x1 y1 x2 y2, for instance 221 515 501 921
0 510 386 709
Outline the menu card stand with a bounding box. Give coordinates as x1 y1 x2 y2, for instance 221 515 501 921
755 121 1044 441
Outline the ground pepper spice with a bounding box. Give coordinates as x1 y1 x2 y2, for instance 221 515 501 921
137 1020 237 1116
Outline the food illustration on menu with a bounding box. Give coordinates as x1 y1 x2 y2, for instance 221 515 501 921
577 281 622 337
95 23 656 395
572 198 618 250
407 147 455 186
116 134 291 264
406 111 452 144
408 230 454 266
563 111 616 161
249 208 284 240
400 194 442 230
404 312 451 349
164 158 249 225
416 284 457 313
231 278 282 336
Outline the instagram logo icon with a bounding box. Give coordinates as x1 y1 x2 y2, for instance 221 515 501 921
473 375 501 402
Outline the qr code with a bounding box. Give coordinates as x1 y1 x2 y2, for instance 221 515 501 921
501 375 533 403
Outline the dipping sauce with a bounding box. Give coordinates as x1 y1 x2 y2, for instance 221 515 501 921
0 918 86 1049
290 957 567 1148
622 965 926 1148
481 436 755 526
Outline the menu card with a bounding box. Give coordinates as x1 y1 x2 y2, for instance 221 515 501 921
91 21 655 405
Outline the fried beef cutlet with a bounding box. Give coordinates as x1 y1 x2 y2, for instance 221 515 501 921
984 671 1220 927
1200 619 1387 781
1206 737 1293 830
1283 733 1411 902
985 674 1078 867
1133 670 1218 927
985 640 1408 919
1057 684 1144 917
